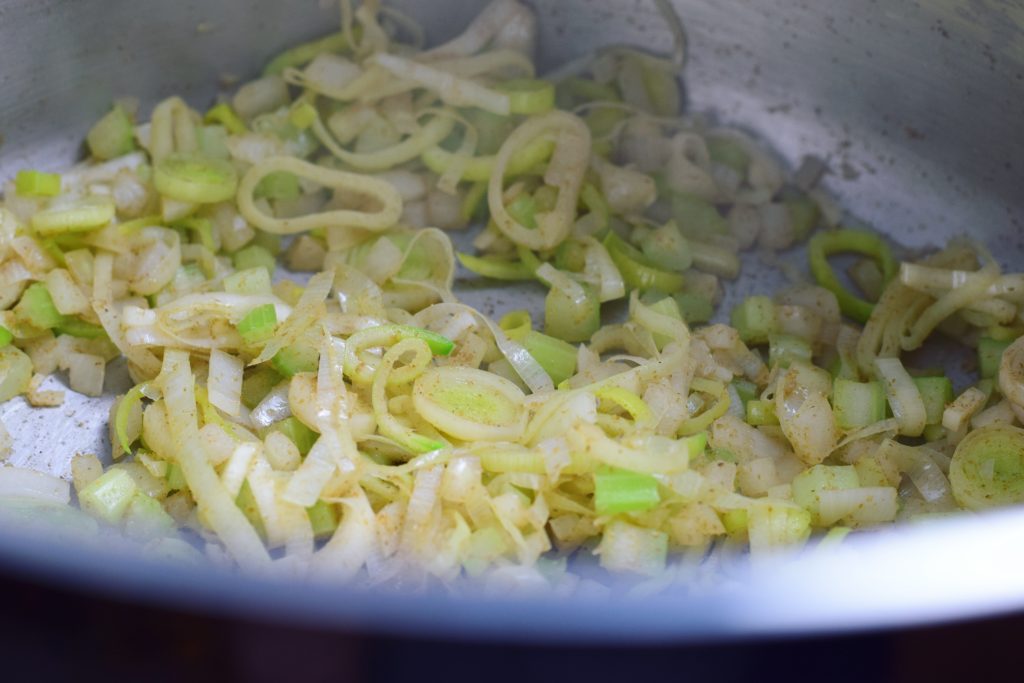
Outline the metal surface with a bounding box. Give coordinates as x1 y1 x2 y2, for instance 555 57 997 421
1 0 1024 640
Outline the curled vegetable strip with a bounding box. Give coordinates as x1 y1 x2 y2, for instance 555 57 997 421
421 0 529 58
310 111 456 172
488 112 591 251
237 156 402 234
875 357 926 437
371 53 512 115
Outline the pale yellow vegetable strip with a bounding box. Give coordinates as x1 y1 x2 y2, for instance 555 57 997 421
371 53 512 115
311 113 455 172
236 156 402 234
488 112 590 251
159 349 270 570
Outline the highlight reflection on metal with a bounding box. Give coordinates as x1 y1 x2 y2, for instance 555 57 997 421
1 0 1023 639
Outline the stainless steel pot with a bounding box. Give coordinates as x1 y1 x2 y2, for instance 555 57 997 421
1 0 1023 641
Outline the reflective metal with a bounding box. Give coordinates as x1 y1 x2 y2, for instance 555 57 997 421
1 0 1023 640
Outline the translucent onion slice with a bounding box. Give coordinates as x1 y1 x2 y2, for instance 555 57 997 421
412 366 527 442
237 156 402 234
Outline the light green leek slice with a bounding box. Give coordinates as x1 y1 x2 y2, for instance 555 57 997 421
154 153 239 204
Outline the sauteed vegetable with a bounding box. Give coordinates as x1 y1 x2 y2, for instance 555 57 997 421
0 0 1022 589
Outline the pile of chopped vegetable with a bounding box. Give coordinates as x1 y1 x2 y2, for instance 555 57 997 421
0 0 1023 590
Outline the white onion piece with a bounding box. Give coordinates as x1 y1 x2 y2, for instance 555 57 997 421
207 349 244 417
0 467 70 505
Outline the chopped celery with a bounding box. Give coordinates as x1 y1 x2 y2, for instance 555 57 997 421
197 125 230 159
270 416 319 456
521 331 577 385
223 267 273 295
792 464 860 524
306 499 339 539
254 171 301 201
670 192 728 237
673 291 713 324
554 240 588 273
235 479 266 538
832 379 887 430
594 469 661 515
78 468 138 524
232 244 277 275
123 492 175 541
769 333 813 368
732 379 758 405
745 399 779 426
506 193 538 229
241 365 282 409
0 326 11 348
166 462 187 492
604 232 685 293
271 344 319 377
204 102 247 134
913 376 954 426
56 317 107 340
721 508 748 537
86 105 136 160
15 170 61 197
730 296 776 345
251 230 282 255
747 499 812 550
496 78 556 115
785 196 821 241
236 303 277 345
154 153 238 204
545 281 600 343
15 282 63 330
639 220 692 272
978 337 1011 379
706 136 750 174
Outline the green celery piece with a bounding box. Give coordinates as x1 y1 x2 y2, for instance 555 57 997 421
270 416 319 456
913 376 954 425
306 499 339 539
254 171 301 201
670 192 728 237
15 170 61 197
78 468 139 524
791 464 860 524
272 344 320 377
978 337 1011 380
55 317 107 339
673 292 713 324
166 462 187 492
15 282 64 330
730 296 777 345
732 379 758 405
236 304 277 345
521 331 577 385
0 326 13 347
123 492 176 541
594 469 660 515
745 399 779 426
223 267 273 296
832 379 887 430
769 332 813 368
235 479 266 538
232 244 276 275
706 136 750 174
86 105 136 160
241 366 283 410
